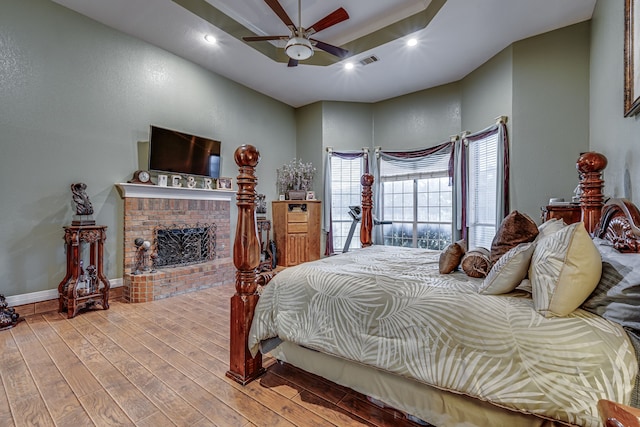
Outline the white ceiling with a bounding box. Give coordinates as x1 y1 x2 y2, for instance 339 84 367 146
50 0 596 108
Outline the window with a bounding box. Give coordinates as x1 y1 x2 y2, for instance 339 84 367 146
377 144 454 250
381 176 452 249
466 130 499 249
330 156 363 252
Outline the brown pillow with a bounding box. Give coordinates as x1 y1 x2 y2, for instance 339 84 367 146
490 211 539 264
461 247 492 278
439 240 466 274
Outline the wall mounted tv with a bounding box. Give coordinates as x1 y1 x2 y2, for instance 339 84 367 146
148 125 221 178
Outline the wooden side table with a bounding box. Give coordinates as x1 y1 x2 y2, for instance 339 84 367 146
58 225 110 318
540 204 582 225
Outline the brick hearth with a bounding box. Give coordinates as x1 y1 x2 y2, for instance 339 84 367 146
116 184 235 303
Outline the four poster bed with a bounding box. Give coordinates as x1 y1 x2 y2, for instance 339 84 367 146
227 146 640 427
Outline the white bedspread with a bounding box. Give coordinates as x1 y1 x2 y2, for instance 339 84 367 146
249 246 637 427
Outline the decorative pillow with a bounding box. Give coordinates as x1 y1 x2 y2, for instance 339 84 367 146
439 239 466 274
480 242 536 294
490 211 539 264
535 218 566 242
529 222 602 318
581 238 640 332
461 247 492 278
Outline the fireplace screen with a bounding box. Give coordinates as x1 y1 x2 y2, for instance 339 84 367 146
154 223 216 268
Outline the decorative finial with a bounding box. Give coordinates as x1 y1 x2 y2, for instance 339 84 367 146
577 152 608 174
234 145 260 168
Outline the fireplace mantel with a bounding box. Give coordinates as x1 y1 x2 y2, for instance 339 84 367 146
116 183 235 201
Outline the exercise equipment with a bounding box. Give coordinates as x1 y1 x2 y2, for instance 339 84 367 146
342 206 391 252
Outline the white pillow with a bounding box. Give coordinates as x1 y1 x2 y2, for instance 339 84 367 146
529 222 602 317
535 218 566 242
479 242 535 295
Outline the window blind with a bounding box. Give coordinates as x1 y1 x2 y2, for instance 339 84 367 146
330 155 363 251
467 131 498 249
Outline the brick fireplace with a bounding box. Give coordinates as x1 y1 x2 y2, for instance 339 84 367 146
116 184 235 303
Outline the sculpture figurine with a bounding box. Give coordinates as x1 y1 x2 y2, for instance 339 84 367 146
132 238 152 274
70 182 94 216
0 294 21 330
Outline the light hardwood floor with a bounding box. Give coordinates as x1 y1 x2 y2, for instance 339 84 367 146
0 284 426 426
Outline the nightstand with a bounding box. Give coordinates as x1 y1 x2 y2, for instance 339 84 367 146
540 204 581 225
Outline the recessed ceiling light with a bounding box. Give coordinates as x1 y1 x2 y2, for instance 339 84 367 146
407 38 418 47
344 62 354 70
204 34 217 44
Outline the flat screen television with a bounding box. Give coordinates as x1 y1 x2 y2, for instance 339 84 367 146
148 125 221 178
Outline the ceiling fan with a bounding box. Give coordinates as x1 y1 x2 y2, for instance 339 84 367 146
242 0 350 67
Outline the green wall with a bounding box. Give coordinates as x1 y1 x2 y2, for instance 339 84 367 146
294 102 324 197
0 0 295 298
461 47 513 133
373 83 462 149
511 21 591 221
590 0 639 204
319 100 374 191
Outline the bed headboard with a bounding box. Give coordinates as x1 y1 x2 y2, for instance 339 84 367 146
226 147 640 385
595 198 640 253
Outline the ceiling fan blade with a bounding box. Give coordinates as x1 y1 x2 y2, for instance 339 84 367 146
311 39 349 58
243 35 289 42
288 58 299 67
264 0 296 30
307 7 349 35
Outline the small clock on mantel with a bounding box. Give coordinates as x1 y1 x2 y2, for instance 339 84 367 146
128 170 154 185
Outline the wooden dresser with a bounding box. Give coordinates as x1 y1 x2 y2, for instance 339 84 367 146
272 200 321 267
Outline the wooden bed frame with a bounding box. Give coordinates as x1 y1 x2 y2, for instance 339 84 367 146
226 145 640 424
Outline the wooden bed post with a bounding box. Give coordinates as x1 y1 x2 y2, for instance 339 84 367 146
226 144 265 385
577 152 608 235
361 173 374 248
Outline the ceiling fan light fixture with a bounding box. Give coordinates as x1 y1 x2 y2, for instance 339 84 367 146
285 37 314 60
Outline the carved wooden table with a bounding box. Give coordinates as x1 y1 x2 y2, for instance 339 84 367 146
57 225 110 318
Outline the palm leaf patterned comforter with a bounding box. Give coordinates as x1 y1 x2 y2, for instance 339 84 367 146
249 246 637 427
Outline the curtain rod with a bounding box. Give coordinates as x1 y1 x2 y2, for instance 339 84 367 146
326 146 369 154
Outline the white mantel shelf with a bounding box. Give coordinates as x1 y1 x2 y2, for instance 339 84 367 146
116 183 236 201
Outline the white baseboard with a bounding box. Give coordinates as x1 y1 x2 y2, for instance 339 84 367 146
5 278 123 307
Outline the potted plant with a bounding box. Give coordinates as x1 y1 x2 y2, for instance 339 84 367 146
276 159 316 200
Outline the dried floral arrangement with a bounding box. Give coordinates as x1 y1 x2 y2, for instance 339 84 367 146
276 159 316 196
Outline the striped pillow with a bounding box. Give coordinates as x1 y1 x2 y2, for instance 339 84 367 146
480 242 535 295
